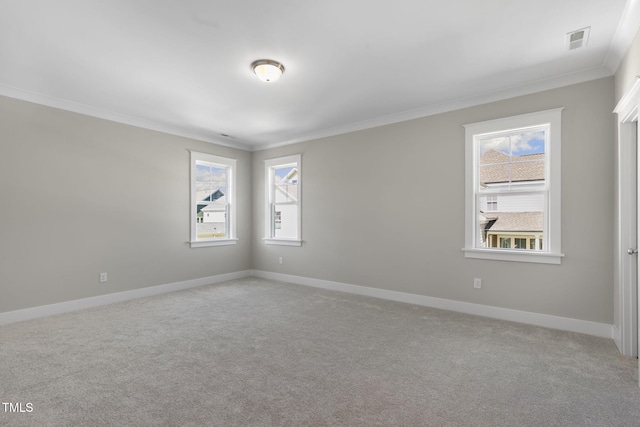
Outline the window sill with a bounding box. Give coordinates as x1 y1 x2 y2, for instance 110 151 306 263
462 248 564 264
264 238 302 247
190 238 238 248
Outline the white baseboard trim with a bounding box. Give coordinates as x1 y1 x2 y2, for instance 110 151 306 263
253 270 614 339
612 325 623 353
0 270 253 326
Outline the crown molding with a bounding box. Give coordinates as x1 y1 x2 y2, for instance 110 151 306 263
614 76 640 121
0 64 614 154
604 0 640 73
257 65 612 151
0 83 253 151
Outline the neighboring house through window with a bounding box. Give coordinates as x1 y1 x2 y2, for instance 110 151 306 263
190 151 237 247
463 109 563 264
264 154 302 246
484 195 498 211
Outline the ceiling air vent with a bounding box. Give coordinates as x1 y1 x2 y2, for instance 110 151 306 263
566 27 590 50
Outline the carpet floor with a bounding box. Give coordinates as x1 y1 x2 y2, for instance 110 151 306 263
1 277 639 426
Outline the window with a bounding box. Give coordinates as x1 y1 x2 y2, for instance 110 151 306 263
463 109 563 264
190 151 237 248
485 195 498 211
514 238 526 249
499 237 511 249
264 155 301 246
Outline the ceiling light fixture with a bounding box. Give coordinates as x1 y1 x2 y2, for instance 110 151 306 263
251 59 285 83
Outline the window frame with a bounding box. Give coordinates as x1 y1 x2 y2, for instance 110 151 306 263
190 151 237 248
264 154 302 246
463 108 564 264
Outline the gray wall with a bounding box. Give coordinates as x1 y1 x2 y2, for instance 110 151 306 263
252 77 615 324
0 77 617 325
0 96 252 313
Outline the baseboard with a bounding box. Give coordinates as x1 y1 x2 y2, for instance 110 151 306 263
612 324 623 353
2 269 615 339
0 270 253 325
252 270 614 339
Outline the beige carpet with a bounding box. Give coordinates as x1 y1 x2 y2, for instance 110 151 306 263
1 277 639 426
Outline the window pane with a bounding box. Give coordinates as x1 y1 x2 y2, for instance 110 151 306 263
274 211 282 229
195 182 212 203
265 155 301 244
196 204 227 239
476 129 546 251
476 193 544 251
274 166 298 203
195 162 228 202
274 204 298 239
478 130 546 192
479 195 498 212
499 237 511 248
195 161 228 239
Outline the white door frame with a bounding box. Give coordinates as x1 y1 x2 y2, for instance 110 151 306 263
614 76 640 359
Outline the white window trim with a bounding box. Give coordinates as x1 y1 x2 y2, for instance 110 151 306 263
463 108 564 264
264 154 302 246
190 151 237 248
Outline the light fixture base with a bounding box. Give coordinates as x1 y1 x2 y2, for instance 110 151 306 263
251 59 285 83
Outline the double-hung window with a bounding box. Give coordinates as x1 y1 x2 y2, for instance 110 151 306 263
463 109 563 264
190 151 237 247
264 155 302 246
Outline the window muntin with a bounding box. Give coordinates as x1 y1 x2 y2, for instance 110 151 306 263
190 152 236 247
265 155 301 246
464 109 563 264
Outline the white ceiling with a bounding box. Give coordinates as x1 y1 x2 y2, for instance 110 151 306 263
1 0 639 150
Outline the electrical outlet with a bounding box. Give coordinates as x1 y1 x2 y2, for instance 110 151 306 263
99 272 108 283
473 278 482 289
278 257 283 265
